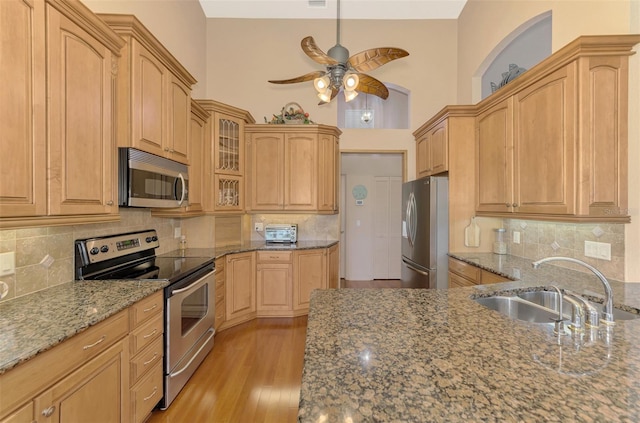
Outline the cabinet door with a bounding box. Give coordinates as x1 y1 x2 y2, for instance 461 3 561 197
1 402 33 423
429 120 448 175
317 134 338 212
33 340 127 423
513 65 576 215
47 5 116 215
215 114 244 176
249 133 284 210
293 249 326 311
284 133 317 210
214 174 243 212
476 98 514 213
327 243 339 289
0 0 46 218
257 263 292 313
167 75 190 164
131 40 166 158
225 252 256 322
416 135 431 177
186 105 205 212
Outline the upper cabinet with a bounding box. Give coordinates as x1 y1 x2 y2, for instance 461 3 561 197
245 124 341 214
0 0 125 228
98 14 197 165
414 118 448 178
475 35 640 223
199 100 255 214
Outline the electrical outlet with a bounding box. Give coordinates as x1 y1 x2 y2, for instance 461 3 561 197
0 252 15 277
585 240 611 260
254 222 264 232
513 231 521 244
174 227 181 239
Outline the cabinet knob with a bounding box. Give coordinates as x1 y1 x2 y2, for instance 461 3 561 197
106 200 114 206
164 147 170 152
505 203 511 208
512 203 518 208
42 406 56 417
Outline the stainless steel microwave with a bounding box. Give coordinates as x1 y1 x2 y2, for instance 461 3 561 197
118 148 189 208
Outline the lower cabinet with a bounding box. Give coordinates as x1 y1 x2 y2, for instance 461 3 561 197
257 251 293 315
0 294 166 423
448 257 510 288
293 249 327 311
214 257 226 331
224 251 256 327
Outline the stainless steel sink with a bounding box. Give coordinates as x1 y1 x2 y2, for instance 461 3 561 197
474 296 558 324
518 290 640 321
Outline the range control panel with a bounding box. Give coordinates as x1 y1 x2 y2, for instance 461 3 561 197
76 229 160 264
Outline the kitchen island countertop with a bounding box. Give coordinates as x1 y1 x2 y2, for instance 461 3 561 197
299 253 640 422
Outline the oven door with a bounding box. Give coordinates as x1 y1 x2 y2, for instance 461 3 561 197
165 268 215 374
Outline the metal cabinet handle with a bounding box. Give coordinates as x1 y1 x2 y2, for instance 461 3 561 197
42 406 56 417
143 387 158 402
143 329 158 339
83 335 106 350
143 304 158 313
143 353 158 366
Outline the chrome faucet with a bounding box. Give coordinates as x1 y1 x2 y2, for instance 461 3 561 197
532 257 614 323
547 285 567 335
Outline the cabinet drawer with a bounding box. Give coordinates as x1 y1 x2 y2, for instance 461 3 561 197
257 251 292 263
481 270 510 284
448 272 477 288
130 313 163 356
129 291 163 328
130 336 163 386
131 361 163 423
0 310 128 418
448 258 480 282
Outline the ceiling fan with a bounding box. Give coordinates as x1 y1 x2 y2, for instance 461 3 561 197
268 0 409 105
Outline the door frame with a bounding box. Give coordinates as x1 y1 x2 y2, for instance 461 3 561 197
340 150 407 281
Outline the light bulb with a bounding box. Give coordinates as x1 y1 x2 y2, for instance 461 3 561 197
344 73 359 90
314 76 330 92
361 111 372 123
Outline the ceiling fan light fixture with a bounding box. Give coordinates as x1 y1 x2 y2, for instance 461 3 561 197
314 76 331 93
317 87 332 103
343 72 359 90
344 89 358 102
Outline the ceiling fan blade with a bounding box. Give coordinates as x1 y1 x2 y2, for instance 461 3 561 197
348 47 409 73
354 73 389 100
268 70 326 84
302 36 339 66
318 87 340 105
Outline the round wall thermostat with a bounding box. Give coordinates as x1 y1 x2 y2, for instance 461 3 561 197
352 184 368 200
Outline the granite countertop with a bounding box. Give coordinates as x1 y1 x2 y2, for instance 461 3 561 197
0 239 337 376
298 253 640 422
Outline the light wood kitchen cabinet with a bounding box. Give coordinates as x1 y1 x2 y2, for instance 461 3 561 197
327 243 340 289
128 292 163 423
224 251 256 328
293 248 327 311
0 310 130 422
199 100 255 214
0 0 124 228
475 35 639 222
214 257 226 331
256 251 293 315
448 257 509 288
415 119 448 178
152 100 210 217
414 106 477 253
100 14 197 165
0 402 33 423
246 124 341 213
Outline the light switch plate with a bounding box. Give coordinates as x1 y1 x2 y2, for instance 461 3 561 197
0 252 16 276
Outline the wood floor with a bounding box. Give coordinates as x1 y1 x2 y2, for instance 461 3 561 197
147 280 400 423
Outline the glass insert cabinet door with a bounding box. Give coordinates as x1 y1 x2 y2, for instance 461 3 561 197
214 174 243 211
215 118 242 175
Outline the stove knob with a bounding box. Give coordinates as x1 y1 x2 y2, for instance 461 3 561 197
100 245 109 253
145 237 153 243
90 247 99 255
152 236 158 242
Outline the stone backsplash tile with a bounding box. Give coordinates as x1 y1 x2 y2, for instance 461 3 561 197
250 214 340 241
502 219 625 281
0 209 181 302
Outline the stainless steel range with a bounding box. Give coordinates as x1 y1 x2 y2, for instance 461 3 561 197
74 229 215 410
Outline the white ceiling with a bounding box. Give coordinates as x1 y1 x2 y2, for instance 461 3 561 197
198 0 467 20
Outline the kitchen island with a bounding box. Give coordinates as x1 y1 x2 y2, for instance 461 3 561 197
298 256 640 422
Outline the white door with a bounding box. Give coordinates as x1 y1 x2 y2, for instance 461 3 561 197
373 176 402 279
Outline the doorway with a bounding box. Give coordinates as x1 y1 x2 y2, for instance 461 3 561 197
340 152 405 281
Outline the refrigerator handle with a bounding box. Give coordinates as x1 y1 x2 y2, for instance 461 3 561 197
402 257 430 276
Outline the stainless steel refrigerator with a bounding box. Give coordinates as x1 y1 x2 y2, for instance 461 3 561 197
401 176 448 289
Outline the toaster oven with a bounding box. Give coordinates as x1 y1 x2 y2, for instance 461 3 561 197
265 224 297 243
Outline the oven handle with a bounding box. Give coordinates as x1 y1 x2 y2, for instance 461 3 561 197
169 328 215 378
169 269 214 295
